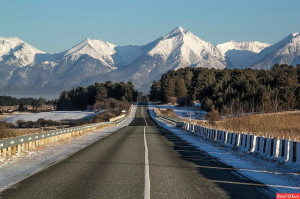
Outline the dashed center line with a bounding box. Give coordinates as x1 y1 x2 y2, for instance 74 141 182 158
142 107 150 199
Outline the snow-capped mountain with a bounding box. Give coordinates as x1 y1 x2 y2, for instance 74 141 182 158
0 28 299 97
113 26 226 89
217 40 270 68
217 40 270 55
0 37 45 67
63 38 117 69
146 26 226 70
250 32 300 69
60 38 143 68
82 27 226 91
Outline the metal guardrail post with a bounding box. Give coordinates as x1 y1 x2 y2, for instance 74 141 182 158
154 111 300 165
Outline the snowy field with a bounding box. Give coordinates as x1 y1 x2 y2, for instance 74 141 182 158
155 104 207 120
148 103 300 194
3 111 97 124
0 105 137 192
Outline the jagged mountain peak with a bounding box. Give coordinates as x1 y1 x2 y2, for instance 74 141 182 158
164 26 205 42
65 38 115 55
276 32 300 46
0 36 44 55
62 38 117 68
258 32 300 56
217 40 271 55
0 36 45 67
291 32 300 38
0 36 23 44
145 27 225 70
1 29 300 96
165 26 188 37
249 32 300 69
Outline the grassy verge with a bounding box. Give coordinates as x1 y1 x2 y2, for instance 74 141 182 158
156 108 300 141
154 108 178 118
217 112 300 141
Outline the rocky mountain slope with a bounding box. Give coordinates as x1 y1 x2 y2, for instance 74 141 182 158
0 28 299 97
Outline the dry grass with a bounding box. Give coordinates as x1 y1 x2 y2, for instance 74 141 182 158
154 108 178 118
0 123 114 140
187 119 212 129
0 127 60 140
179 111 300 141
216 112 300 141
0 121 73 140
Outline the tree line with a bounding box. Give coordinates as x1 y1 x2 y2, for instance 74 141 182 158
0 96 54 106
149 64 300 114
56 81 138 110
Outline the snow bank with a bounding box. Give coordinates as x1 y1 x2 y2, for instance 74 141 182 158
3 111 97 124
155 104 207 120
148 104 300 194
0 105 137 192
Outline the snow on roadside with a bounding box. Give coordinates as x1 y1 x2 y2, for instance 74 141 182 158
148 103 300 194
0 105 137 192
155 104 207 120
3 111 97 124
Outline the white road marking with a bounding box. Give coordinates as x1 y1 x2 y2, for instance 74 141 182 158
142 107 150 199
210 180 300 190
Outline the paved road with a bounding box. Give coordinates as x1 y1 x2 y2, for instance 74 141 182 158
1 105 273 198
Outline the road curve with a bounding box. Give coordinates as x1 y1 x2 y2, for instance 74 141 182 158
1 105 273 198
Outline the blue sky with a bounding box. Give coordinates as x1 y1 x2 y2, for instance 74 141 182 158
0 0 299 53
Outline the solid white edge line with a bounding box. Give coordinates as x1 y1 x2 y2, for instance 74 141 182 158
142 107 150 199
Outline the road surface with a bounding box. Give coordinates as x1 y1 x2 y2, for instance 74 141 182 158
1 105 273 198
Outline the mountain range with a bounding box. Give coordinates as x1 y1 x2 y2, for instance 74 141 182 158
0 27 299 97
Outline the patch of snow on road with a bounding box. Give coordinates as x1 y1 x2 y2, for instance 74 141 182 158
148 103 300 194
0 105 137 192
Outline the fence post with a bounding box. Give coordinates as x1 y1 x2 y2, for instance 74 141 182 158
278 139 290 162
12 145 17 156
2 148 7 159
7 147 12 159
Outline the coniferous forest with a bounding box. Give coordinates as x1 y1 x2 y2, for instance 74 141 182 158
56 81 138 111
149 64 300 114
0 96 53 107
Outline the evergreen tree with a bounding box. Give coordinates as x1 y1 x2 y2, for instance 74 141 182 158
56 81 138 111
149 64 300 113
149 81 161 102
18 102 26 112
95 85 107 103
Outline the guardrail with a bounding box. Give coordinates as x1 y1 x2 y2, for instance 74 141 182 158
0 106 132 161
154 109 300 166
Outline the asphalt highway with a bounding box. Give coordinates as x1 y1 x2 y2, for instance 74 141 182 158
1 105 273 198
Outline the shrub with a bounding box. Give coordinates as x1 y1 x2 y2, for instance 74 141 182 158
16 119 26 128
37 118 47 127
167 96 177 105
93 98 130 113
93 111 116 122
0 121 16 139
221 106 230 117
69 120 84 127
177 97 188 106
205 110 221 122
160 108 178 118
24 121 35 128
0 121 13 128
16 118 61 128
